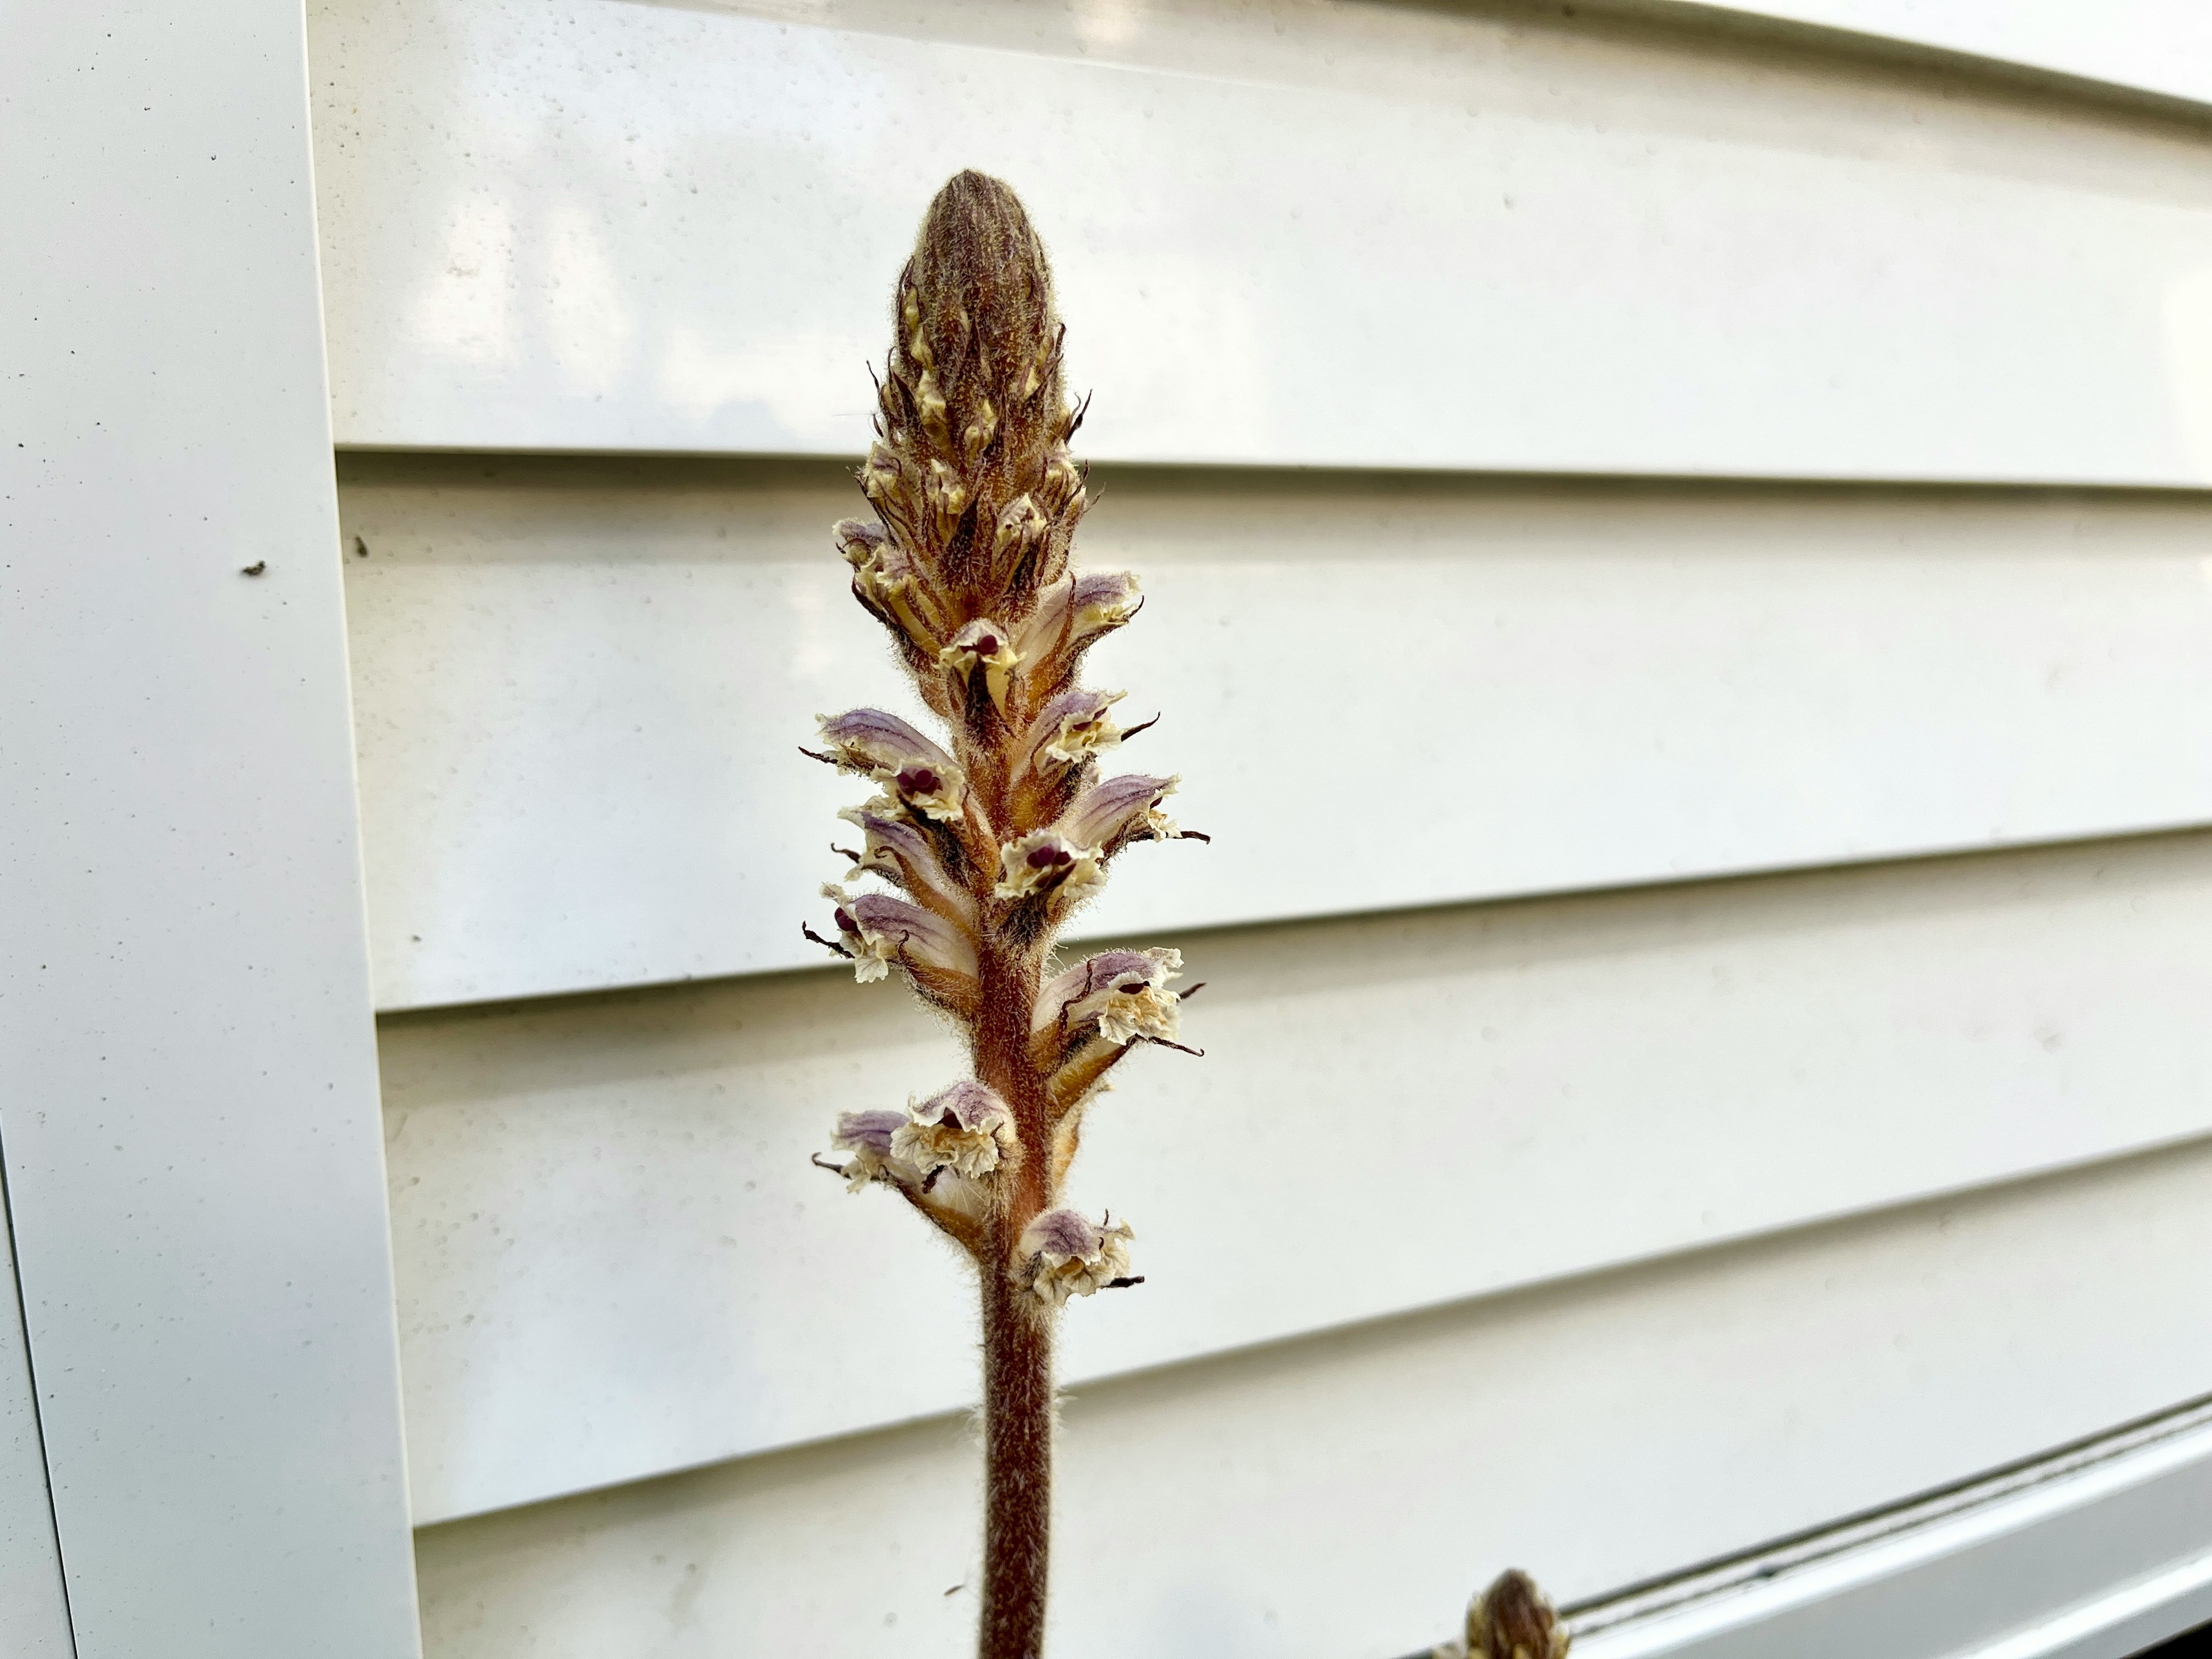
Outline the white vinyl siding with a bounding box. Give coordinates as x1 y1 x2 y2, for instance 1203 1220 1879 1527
340 457 2212 1011
301 0 2212 1654
309 0 2212 483
410 1141 2212 1658
384 828 2212 1527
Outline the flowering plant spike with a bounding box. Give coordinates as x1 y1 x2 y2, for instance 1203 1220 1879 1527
806 170 1205 1658
1427 1570 1571 1659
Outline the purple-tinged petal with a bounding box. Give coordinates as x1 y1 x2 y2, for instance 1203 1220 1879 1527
1018 687 1125 777
826 1108 916 1191
813 710 965 821
817 881 881 982
832 1110 906 1156
1018 1209 1135 1306
838 802 973 920
1014 571 1141 691
833 517 887 570
1035 948 1183 1046
1062 773 1178 853
892 1081 1016 1180
848 891 979 981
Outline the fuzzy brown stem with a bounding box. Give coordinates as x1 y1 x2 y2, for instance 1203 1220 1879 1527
972 926 1054 1657
979 1254 1054 1658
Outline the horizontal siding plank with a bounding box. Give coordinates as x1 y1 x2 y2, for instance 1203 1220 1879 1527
341 457 2212 1010
384 831 2212 1522
1675 1 2212 110
412 1138 2212 1658
311 0 2212 483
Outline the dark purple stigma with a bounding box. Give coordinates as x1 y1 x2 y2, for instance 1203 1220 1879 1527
1116 979 1149 995
899 766 940 794
1028 844 1073 870
939 1105 963 1131
974 633 999 655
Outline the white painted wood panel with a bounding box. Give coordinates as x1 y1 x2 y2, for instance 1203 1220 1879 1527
0 3 421 1651
1570 1401 2212 1659
384 830 2212 1522
341 457 2212 1011
310 0 2212 483
410 1138 2212 1658
0 1190 73 1658
1675 1 2212 111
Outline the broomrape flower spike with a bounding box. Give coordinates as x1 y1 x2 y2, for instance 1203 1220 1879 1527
802 171 1205 1659
1427 1570 1571 1659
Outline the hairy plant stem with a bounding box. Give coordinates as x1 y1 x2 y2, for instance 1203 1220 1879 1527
974 928 1054 1658
979 1246 1054 1659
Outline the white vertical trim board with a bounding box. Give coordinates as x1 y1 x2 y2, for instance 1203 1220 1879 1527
1 4 421 1655
1566 1399 2212 1659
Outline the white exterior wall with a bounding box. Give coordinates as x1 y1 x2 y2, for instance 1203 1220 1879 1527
10 0 2212 1654
407 1141 2212 1658
308 0 2212 1654
304 3 2212 1652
